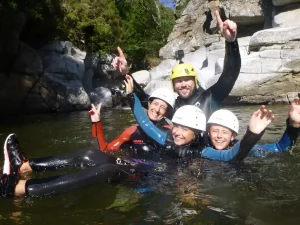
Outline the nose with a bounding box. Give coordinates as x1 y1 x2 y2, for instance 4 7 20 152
216 131 222 139
153 104 160 112
180 80 187 87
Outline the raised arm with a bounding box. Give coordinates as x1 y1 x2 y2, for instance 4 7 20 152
209 11 241 103
90 104 136 151
251 97 300 155
112 47 149 107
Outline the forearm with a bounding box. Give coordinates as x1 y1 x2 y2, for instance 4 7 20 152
92 122 108 150
127 93 167 145
129 74 149 109
210 40 241 102
231 128 264 162
256 119 300 153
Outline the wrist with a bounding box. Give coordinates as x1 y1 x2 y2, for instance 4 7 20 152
288 118 300 128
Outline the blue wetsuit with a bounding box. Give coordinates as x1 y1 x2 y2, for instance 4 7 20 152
128 93 264 162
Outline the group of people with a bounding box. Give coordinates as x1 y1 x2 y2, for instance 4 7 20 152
1 11 300 198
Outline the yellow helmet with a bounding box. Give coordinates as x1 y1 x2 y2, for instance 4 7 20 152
170 63 198 90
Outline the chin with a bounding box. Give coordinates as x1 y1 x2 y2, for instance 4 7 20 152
174 140 183 146
179 91 191 99
213 144 226 150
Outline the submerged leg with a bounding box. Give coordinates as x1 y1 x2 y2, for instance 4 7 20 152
25 164 129 197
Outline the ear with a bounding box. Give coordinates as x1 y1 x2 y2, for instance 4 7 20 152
230 134 236 141
148 101 151 108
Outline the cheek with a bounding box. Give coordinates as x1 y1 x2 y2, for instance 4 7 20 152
184 131 195 142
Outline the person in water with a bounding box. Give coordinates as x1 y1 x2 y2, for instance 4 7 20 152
201 97 300 160
113 10 241 118
128 91 274 162
0 86 177 198
7 85 175 176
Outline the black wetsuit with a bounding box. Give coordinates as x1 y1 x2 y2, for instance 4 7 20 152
132 40 241 119
23 119 172 197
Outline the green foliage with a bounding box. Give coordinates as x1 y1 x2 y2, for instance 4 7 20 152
2 0 175 68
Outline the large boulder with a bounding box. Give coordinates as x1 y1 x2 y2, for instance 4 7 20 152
249 26 300 51
272 4 300 27
39 41 85 80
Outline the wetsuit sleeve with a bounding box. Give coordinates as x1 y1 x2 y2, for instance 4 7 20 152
129 74 149 109
92 121 137 151
201 128 263 162
209 40 241 103
250 119 300 156
127 93 167 145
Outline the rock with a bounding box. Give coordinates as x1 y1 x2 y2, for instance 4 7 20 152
37 76 91 111
132 70 150 84
273 0 300 6
160 0 265 58
71 46 86 61
230 73 300 104
220 0 264 25
12 41 43 76
40 41 72 55
150 59 177 81
43 55 84 80
144 80 173 95
249 26 300 51
273 4 300 27
92 87 113 107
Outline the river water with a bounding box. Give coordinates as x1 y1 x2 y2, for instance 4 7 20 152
0 104 299 225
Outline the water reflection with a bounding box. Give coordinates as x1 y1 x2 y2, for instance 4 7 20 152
0 105 299 224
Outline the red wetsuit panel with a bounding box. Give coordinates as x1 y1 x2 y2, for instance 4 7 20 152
92 122 137 152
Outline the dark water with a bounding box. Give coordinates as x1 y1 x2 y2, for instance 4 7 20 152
0 105 299 225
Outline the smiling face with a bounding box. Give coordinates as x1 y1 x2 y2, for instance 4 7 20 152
147 99 168 121
173 76 196 99
171 125 195 146
208 125 235 150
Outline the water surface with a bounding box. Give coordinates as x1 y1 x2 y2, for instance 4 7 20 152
0 105 299 225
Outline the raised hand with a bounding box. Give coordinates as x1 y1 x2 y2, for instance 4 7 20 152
248 105 275 134
215 10 237 42
89 103 101 122
124 74 134 94
289 97 300 128
112 46 129 75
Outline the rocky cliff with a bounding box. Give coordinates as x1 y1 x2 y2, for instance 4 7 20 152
137 0 300 104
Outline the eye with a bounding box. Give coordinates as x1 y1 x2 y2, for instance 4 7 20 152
160 106 167 111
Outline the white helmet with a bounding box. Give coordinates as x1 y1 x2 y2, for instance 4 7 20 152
149 88 175 109
207 109 239 134
172 105 206 131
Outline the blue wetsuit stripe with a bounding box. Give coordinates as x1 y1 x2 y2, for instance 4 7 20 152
201 141 241 161
132 93 167 145
254 129 291 153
